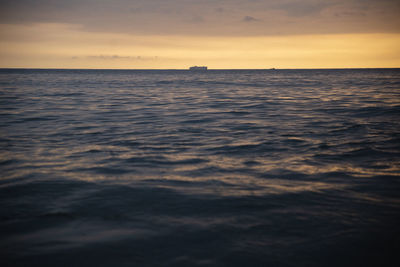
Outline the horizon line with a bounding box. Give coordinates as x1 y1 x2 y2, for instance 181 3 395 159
1 67 399 71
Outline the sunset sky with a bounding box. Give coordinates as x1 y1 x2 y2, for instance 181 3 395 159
1 0 399 69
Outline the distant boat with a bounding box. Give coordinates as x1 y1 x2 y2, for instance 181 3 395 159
189 66 207 71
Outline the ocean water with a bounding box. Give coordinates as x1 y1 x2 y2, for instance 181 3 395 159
0 69 399 266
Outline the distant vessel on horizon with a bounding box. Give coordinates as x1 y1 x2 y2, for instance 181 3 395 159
189 66 208 71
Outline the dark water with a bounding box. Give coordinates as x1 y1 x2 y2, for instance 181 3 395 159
1 69 400 266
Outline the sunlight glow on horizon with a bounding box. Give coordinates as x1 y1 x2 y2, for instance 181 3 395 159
1 0 399 69
1 22 399 69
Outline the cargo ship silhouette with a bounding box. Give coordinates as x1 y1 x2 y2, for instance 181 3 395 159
189 66 207 71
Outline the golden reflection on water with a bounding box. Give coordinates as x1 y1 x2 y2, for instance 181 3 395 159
2 143 400 197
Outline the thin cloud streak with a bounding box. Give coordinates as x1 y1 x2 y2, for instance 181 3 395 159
84 55 159 61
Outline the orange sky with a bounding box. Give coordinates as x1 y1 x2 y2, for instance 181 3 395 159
0 0 399 69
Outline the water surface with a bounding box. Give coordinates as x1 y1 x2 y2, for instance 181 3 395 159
1 69 399 266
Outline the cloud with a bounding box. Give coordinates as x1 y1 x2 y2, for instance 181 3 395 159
242 16 259 22
274 1 333 17
334 11 366 18
83 55 158 61
0 0 399 36
188 15 204 24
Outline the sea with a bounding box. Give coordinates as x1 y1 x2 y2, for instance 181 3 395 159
0 69 399 266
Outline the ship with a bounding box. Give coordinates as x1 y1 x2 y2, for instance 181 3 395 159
189 66 207 71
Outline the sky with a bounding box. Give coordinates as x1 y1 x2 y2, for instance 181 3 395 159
0 0 399 69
